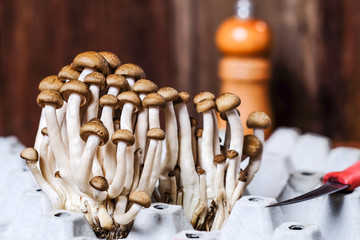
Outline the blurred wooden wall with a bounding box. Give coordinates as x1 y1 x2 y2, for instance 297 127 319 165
1 0 360 146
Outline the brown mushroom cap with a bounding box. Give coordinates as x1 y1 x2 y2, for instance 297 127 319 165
84 72 106 90
196 99 216 113
142 93 166 108
41 127 48 136
129 191 151 208
213 154 226 164
196 128 203 138
20 147 38 162
106 74 130 91
117 91 141 112
243 135 263 158
146 128 165 140
80 120 109 146
99 94 118 109
37 90 64 109
226 149 239 159
72 51 109 76
38 75 64 92
215 93 241 113
133 79 158 94
89 176 109 192
238 170 248 182
60 80 90 106
111 129 135 146
246 111 271 129
157 87 179 102
55 171 61 178
99 51 121 70
194 92 216 106
173 92 191 105
196 168 206 175
115 63 145 80
58 65 80 81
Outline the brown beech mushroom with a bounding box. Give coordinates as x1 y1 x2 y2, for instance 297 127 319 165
246 111 271 143
157 87 179 200
77 119 109 195
72 51 109 80
115 63 145 88
117 91 141 132
99 51 121 73
114 191 151 225
142 92 166 129
243 134 263 187
174 92 200 220
83 72 106 122
225 150 239 201
229 170 248 211
20 147 62 209
58 64 81 82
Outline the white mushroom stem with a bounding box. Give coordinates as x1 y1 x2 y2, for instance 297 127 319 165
108 142 127 198
254 128 265 144
169 174 177 204
78 68 94 81
177 189 183 206
191 122 197 166
126 77 135 89
84 84 100 122
100 106 116 184
195 172 207 229
76 135 101 195
147 140 163 194
130 148 142 192
67 94 85 177
121 145 135 194
201 110 216 205
212 111 221 156
230 179 246 210
34 111 46 152
225 109 244 175
211 194 225 231
175 103 199 219
82 200 95 228
214 163 226 200
134 93 148 164
26 161 62 210
223 121 231 161
92 154 103 177
245 151 263 187
136 139 157 191
121 103 135 132
97 203 114 230
148 107 160 129
92 188 107 202
39 135 66 207
61 120 69 153
114 200 142 225
225 157 236 201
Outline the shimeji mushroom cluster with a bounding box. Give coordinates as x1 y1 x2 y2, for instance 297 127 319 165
20 51 270 238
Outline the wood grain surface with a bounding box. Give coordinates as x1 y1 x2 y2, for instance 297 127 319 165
1 0 360 146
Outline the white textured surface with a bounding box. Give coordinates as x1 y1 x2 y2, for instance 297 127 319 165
272 222 324 240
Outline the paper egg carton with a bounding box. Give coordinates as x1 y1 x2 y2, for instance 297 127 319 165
1 127 360 240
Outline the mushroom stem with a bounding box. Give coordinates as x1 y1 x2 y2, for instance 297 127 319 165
195 170 207 230
136 139 157 191
226 110 244 175
108 143 127 198
130 148 142 192
120 103 135 132
229 170 247 210
134 93 148 164
34 111 46 152
146 140 163 194
84 84 100 122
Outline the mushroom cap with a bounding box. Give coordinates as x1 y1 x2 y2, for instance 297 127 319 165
194 92 216 106
100 94 118 109
142 93 166 108
243 134 262 158
213 154 226 164
99 51 121 70
80 120 109 146
246 111 271 129
106 74 130 91
38 75 64 92
41 127 48 136
37 90 64 109
111 129 135 146
133 79 158 94
55 171 61 178
60 80 90 106
196 128 203 138
196 168 206 175
238 170 248 182
89 176 109 191
173 92 191 105
58 65 80 81
215 93 241 113
20 147 38 162
146 128 165 140
115 63 145 80
117 91 141 112
157 87 179 102
226 149 239 159
196 99 216 113
190 117 198 127
129 191 151 208
84 72 106 90
72 51 109 76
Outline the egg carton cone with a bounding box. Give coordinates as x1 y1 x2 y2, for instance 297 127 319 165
1 128 360 239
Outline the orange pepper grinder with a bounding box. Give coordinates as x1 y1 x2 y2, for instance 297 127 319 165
216 0 272 137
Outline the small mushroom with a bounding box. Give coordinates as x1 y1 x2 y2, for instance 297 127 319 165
99 51 121 73
73 51 109 79
229 170 248 210
20 147 62 209
246 111 271 143
242 134 263 187
115 63 145 88
83 72 106 123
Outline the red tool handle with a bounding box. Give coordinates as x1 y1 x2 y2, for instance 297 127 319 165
323 161 360 191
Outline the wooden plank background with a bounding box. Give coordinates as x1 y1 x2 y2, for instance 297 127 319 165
1 0 360 146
